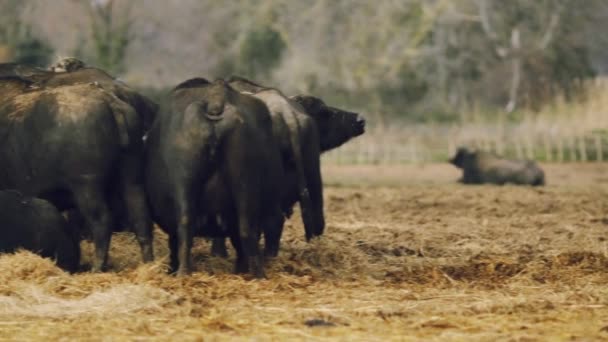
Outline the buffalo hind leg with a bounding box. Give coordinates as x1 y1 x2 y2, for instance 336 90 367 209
237 209 265 279
229 223 265 278
263 211 285 258
168 232 179 273
120 154 154 263
210 238 229 258
230 233 248 274
72 183 112 272
174 201 195 276
123 183 154 263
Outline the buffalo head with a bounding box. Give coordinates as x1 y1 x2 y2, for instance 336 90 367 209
291 95 365 152
450 146 475 169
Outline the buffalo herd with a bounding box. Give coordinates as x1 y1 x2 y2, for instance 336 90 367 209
0 58 545 277
0 58 365 277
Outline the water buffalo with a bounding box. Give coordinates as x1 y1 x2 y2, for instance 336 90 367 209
145 78 284 278
450 147 545 186
227 77 325 254
208 77 366 258
0 60 157 268
0 79 151 272
1 59 158 130
0 190 80 273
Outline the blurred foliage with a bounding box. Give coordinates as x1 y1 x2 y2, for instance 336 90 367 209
237 25 286 80
81 0 132 74
4 0 606 124
292 0 603 122
0 1 53 66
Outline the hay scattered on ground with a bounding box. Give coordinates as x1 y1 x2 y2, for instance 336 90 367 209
2 163 608 340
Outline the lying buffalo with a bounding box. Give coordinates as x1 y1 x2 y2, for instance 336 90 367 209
0 190 80 272
206 77 365 258
0 78 150 272
450 147 545 186
0 59 157 269
145 78 284 278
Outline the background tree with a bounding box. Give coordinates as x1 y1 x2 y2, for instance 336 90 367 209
75 0 133 74
0 0 53 65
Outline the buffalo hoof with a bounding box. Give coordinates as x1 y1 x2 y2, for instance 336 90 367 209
264 249 279 258
175 266 192 277
249 258 266 279
141 245 155 263
234 259 248 274
252 268 267 279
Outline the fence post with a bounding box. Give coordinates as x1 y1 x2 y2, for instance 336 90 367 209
543 135 552 162
524 136 533 160
578 136 588 162
595 134 603 162
568 136 577 162
514 139 523 159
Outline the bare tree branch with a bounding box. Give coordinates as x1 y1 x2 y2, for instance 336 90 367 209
506 27 521 113
477 0 497 41
538 11 561 50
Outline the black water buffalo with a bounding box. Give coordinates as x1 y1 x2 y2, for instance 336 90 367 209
450 147 545 186
1 59 158 130
208 77 366 258
0 78 151 272
226 77 325 254
145 78 284 278
0 190 80 273
0 60 157 268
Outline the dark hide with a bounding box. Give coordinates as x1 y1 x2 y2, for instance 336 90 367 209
145 78 284 278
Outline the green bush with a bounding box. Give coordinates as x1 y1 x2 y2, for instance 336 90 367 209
237 25 286 80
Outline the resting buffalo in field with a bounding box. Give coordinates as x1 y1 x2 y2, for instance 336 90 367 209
0 190 80 272
0 78 152 272
206 77 366 258
145 78 284 278
0 60 158 269
450 147 545 186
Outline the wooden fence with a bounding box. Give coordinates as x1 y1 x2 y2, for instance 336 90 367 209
322 116 608 165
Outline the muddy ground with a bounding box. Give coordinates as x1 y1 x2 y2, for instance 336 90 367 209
1 163 608 341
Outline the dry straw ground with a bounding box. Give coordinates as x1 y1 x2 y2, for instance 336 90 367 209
2 163 608 341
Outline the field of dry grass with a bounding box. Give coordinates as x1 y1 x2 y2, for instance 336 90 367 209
2 163 608 341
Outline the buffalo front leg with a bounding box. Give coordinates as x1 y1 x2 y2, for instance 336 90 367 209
303 141 325 238
72 183 112 272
